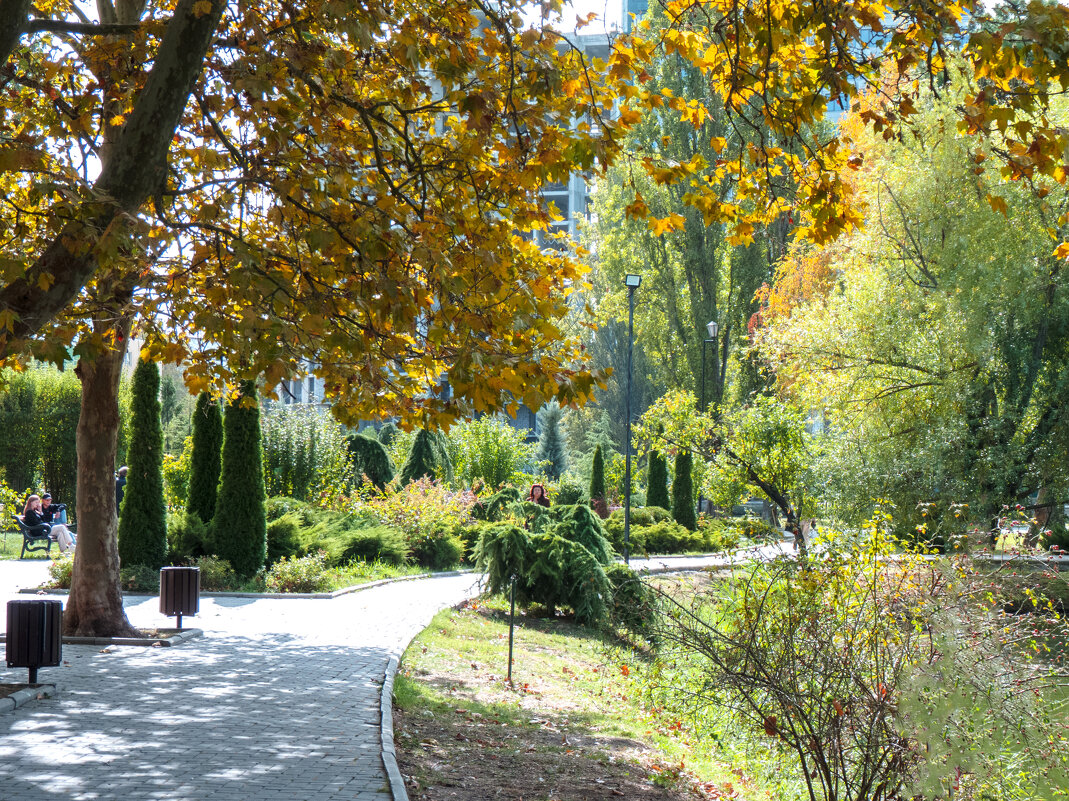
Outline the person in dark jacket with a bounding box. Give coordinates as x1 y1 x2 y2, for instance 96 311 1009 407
40 493 68 525
23 494 75 552
116 466 128 512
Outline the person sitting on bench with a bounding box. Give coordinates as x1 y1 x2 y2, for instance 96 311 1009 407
40 493 69 526
23 494 75 553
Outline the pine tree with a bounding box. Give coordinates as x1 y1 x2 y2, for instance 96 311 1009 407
210 382 267 577
536 402 568 479
647 450 670 511
186 392 222 523
117 358 168 569
672 450 697 531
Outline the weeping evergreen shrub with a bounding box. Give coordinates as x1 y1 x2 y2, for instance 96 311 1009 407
476 519 611 628
118 358 168 570
210 382 267 577
377 422 398 448
546 503 613 564
186 392 222 523
553 480 585 506
646 450 670 511
672 450 696 531
475 523 533 596
347 433 394 490
471 486 522 522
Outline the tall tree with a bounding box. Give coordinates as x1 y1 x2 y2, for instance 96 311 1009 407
759 78 1069 538
210 382 266 578
117 358 168 570
0 0 619 634
186 392 222 524
536 402 568 480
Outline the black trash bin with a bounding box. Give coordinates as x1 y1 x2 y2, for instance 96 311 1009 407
159 566 200 629
6 600 63 683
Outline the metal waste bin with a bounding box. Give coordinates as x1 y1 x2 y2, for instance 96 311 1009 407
6 600 62 683
159 566 200 629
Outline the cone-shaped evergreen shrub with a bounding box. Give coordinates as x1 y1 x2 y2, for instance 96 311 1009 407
672 450 697 531
347 434 394 489
547 503 612 565
118 358 168 570
377 422 398 448
536 402 568 479
210 382 267 577
399 428 453 484
646 450 670 511
589 444 606 509
186 392 222 523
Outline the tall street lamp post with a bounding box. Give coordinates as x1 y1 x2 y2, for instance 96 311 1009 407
698 320 718 518
623 273 642 565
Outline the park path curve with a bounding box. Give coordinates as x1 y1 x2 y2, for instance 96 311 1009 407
0 570 480 801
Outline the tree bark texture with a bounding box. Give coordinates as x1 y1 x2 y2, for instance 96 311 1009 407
65 332 137 637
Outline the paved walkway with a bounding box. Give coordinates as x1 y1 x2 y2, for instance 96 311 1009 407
0 566 481 801
0 545 793 801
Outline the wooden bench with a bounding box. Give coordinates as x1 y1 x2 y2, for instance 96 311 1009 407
12 515 55 560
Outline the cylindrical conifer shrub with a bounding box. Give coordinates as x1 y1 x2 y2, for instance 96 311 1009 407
210 382 267 577
186 392 222 523
646 450 670 511
672 450 697 531
589 444 607 517
118 358 169 570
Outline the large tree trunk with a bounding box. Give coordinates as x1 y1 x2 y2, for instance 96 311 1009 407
65 332 137 637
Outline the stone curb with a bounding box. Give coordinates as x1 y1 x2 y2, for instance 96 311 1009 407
18 569 476 600
380 655 407 801
0 683 56 715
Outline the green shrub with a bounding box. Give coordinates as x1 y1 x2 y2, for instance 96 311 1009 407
671 451 696 531
119 358 169 570
700 519 742 552
265 551 331 593
167 509 210 562
643 520 706 554
265 495 313 522
347 433 395 490
210 381 267 578
602 515 648 557
377 422 398 448
447 417 535 489
605 563 656 633
340 525 409 565
646 450 670 511
48 553 74 589
192 555 237 591
546 503 613 565
120 564 160 592
187 392 222 522
409 525 465 570
163 436 193 512
261 404 351 502
726 515 781 541
266 513 304 564
553 481 585 506
472 486 523 522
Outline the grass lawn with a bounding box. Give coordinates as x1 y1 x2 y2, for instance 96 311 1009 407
393 594 774 801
